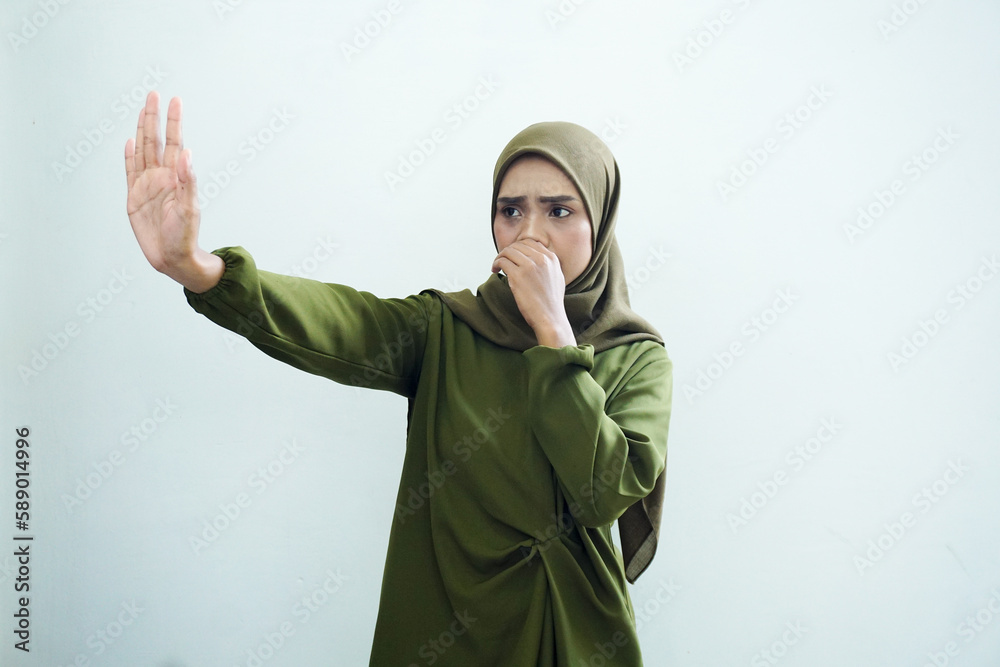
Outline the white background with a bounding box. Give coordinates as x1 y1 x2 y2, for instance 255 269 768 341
2 0 999 665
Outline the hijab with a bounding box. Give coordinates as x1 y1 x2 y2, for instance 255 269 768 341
422 121 667 583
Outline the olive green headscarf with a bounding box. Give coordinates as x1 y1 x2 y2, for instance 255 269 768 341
424 121 667 583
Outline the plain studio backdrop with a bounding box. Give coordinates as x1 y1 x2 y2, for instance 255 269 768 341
2 1 999 665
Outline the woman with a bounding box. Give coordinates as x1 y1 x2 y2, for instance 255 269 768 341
124 91 673 665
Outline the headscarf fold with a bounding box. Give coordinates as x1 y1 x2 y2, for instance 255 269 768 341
423 121 667 583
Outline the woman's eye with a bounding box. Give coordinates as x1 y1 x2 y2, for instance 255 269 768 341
551 207 571 218
502 206 520 217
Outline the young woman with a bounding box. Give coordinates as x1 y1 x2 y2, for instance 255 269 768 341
124 90 673 666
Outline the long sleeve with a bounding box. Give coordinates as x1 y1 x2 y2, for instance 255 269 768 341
183 246 434 397
522 342 672 528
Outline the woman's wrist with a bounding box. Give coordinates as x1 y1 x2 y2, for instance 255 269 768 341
533 320 577 348
170 248 225 294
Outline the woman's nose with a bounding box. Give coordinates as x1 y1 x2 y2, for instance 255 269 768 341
518 214 546 245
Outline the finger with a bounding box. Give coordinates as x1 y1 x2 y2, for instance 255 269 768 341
177 148 198 210
493 251 529 280
498 244 532 266
177 148 191 182
142 90 161 168
516 238 553 258
124 138 136 192
134 107 146 172
492 256 518 277
163 96 183 170
514 241 561 269
492 250 514 272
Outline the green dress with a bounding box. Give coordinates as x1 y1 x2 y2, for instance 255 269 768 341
184 246 673 666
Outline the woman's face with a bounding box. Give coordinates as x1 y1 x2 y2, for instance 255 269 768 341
492 154 593 286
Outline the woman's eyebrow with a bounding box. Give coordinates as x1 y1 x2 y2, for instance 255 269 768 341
496 195 579 205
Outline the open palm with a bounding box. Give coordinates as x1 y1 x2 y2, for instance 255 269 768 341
124 91 201 275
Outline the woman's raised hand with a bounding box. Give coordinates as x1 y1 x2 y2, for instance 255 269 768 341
124 91 223 293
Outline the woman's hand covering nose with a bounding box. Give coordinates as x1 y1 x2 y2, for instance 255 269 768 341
492 239 577 347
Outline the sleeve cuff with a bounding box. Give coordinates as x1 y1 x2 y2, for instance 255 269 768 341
522 342 595 371
182 247 244 304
